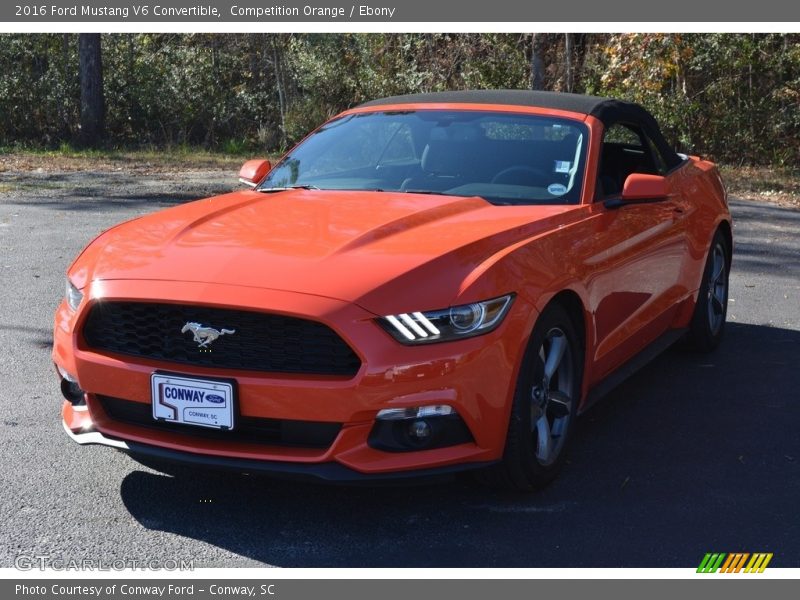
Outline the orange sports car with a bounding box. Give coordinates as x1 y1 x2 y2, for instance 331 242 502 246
54 91 731 490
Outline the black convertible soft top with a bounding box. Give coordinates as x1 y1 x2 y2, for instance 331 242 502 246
359 90 682 169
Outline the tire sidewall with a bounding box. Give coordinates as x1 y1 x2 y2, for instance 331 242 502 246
690 230 730 351
504 304 583 490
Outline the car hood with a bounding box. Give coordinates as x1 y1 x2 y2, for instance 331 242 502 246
72 189 575 314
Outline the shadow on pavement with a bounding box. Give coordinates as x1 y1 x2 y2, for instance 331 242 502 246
119 322 800 568
1 170 234 212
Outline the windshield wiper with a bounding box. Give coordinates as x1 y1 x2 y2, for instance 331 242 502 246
403 189 494 203
403 190 452 196
257 184 320 193
333 187 385 192
402 189 457 197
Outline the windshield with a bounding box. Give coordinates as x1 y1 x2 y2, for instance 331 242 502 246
259 110 589 205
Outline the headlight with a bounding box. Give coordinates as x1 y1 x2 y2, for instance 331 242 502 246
378 294 514 345
66 279 83 311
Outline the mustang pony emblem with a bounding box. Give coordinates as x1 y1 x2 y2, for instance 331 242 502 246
181 322 236 348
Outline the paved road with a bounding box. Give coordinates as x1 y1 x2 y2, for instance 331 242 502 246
1 173 798 568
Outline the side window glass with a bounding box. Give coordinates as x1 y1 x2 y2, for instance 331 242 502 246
603 124 643 147
644 135 668 174
598 123 660 198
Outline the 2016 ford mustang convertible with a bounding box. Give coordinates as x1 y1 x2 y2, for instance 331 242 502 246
54 90 732 490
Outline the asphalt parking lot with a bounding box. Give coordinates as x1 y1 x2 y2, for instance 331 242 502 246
1 170 798 568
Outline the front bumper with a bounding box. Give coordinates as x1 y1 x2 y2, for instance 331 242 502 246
55 279 533 477
61 420 495 482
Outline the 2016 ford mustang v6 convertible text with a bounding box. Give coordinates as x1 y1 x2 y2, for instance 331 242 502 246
54 90 732 490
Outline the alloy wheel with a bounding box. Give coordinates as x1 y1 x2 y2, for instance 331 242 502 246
706 242 728 336
530 327 575 467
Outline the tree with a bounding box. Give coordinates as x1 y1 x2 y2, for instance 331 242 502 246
1 33 797 164
78 33 104 146
530 33 545 90
564 34 573 92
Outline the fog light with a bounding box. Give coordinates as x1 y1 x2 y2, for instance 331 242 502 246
369 406 473 452
60 379 86 406
57 366 86 406
408 419 432 440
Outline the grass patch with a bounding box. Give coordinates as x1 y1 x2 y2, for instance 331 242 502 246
720 165 800 208
0 144 278 173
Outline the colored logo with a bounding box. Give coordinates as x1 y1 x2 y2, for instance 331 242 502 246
205 394 225 404
697 552 773 573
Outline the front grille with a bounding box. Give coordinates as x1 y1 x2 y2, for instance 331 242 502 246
98 395 342 448
82 302 361 377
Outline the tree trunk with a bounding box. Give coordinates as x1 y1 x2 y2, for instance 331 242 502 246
564 34 573 92
572 33 591 93
530 33 545 90
78 33 104 147
272 36 287 148
61 34 71 135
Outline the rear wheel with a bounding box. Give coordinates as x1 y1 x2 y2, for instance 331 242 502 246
687 230 730 352
477 304 582 491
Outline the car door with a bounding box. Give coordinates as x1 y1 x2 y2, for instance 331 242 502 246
585 123 690 382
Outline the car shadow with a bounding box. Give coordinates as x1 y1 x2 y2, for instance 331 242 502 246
1 170 235 213
0 324 54 350
118 321 800 567
3 191 228 213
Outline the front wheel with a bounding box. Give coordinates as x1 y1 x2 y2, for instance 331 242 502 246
477 304 583 491
686 230 730 352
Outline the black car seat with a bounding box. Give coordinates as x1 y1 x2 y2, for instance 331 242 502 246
401 140 470 192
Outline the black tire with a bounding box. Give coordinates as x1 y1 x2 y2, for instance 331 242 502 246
476 304 583 491
686 230 730 352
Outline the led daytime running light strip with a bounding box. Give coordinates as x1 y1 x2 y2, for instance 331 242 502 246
385 312 441 340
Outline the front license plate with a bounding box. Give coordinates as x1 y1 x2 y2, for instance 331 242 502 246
151 373 235 430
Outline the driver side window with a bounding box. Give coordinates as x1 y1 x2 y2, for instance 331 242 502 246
598 123 661 198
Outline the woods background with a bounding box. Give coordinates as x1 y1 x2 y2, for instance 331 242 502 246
1 33 798 166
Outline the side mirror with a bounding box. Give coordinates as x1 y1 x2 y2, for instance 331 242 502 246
238 159 271 187
621 173 668 201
